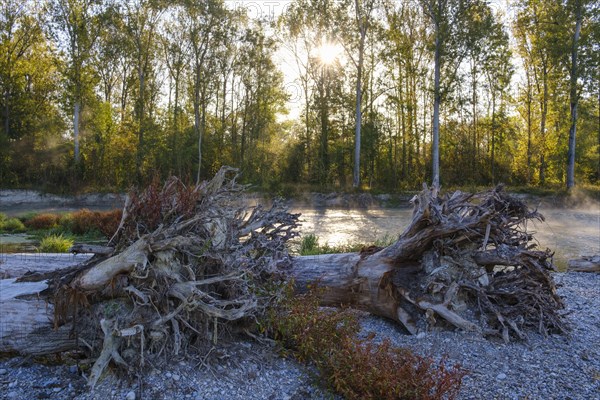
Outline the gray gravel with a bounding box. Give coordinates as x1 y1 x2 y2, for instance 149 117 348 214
1 271 598 400
362 272 600 400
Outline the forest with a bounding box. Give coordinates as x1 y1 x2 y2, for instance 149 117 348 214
0 0 598 192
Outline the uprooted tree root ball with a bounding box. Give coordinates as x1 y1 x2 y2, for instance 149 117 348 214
1 167 568 393
50 167 300 388
290 183 568 341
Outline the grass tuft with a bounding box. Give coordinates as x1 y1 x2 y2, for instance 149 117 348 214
39 234 74 253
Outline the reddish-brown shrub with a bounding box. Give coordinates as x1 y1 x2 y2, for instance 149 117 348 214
70 209 97 235
95 209 122 238
24 213 61 230
70 209 122 238
267 286 466 400
118 176 200 244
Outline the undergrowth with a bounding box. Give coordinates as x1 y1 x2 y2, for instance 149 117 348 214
68 209 122 238
299 233 395 256
39 234 74 253
265 285 466 400
0 217 26 232
24 213 61 230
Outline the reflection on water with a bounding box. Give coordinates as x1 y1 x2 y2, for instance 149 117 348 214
295 207 413 247
295 205 600 271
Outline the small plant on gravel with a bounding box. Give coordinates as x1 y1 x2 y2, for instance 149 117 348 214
39 234 74 253
24 213 61 230
1 217 26 232
266 285 466 400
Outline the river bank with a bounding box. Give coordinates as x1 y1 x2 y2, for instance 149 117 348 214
0 265 598 399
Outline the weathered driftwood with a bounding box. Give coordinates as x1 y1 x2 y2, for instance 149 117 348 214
0 170 567 388
568 256 600 272
0 277 77 355
70 244 114 256
292 186 566 339
0 253 92 278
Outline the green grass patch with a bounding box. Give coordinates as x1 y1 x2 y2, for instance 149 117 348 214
298 233 396 256
39 234 74 253
0 217 26 232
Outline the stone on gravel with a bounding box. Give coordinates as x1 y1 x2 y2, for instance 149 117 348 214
0 271 597 400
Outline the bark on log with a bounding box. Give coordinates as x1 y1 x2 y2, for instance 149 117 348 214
70 244 114 255
0 278 76 355
568 255 600 272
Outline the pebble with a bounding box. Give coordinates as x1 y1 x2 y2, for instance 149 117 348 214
0 272 597 400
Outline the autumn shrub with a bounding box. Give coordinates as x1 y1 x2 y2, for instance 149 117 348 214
70 209 97 235
39 234 74 253
266 285 466 400
117 176 200 243
95 209 122 238
1 217 26 232
24 213 61 230
69 209 122 238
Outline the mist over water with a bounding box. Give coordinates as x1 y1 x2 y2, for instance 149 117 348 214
295 202 600 271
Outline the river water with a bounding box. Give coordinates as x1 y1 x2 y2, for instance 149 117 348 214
1 197 598 270
294 204 600 270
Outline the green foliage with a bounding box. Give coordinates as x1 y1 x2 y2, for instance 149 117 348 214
39 234 74 253
266 286 466 400
0 0 598 191
1 218 26 232
299 234 320 255
299 233 395 256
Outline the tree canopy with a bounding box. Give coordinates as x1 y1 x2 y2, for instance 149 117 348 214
0 0 598 191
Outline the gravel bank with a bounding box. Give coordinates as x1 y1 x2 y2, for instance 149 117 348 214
1 271 598 400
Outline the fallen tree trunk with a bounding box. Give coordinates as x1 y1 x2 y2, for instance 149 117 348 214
568 256 600 272
0 277 77 355
0 169 568 388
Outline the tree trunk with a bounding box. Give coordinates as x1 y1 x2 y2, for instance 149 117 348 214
567 0 582 190
194 73 202 184
353 0 367 189
74 101 81 164
568 256 600 272
432 16 441 188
